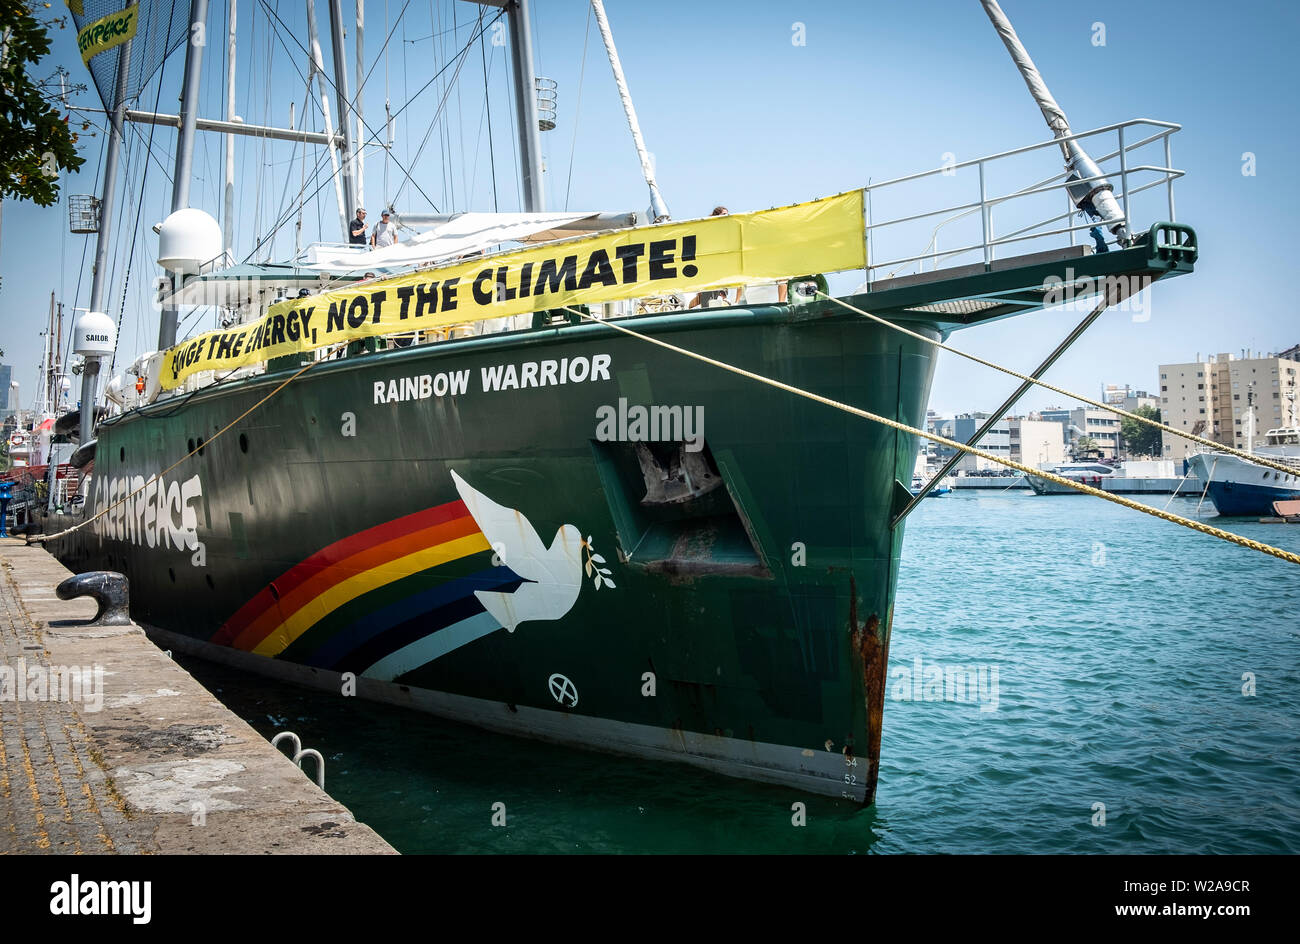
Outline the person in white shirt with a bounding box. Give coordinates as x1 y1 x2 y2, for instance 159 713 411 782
371 209 399 248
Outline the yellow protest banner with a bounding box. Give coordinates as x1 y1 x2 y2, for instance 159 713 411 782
159 190 865 390
78 4 139 64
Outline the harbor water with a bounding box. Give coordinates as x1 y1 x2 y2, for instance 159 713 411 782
177 492 1300 853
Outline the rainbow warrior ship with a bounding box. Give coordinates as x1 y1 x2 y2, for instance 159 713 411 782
47 0 1197 802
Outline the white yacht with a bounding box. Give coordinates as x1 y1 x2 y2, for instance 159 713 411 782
1187 427 1300 516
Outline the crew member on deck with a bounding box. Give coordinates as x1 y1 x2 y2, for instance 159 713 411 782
350 207 368 245
690 206 737 310
371 209 399 248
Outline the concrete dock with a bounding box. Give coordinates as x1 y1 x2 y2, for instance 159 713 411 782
0 538 395 854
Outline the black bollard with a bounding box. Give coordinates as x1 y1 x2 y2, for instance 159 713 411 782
55 571 131 627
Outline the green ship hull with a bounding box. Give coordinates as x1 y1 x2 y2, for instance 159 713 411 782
49 230 1197 803
54 303 928 801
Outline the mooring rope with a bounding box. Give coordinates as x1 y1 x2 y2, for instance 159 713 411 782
815 291 1299 479
562 305 1300 567
31 353 332 544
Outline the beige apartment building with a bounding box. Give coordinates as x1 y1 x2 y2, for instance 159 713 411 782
1007 417 1067 467
1040 407 1122 458
1159 351 1300 460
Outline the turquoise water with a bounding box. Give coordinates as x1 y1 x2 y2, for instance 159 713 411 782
178 492 1300 853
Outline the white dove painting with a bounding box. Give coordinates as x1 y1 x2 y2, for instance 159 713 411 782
450 470 586 633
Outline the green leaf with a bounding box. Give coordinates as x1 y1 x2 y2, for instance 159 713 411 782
0 3 85 206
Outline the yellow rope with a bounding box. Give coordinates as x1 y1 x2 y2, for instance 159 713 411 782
816 291 1300 479
32 352 332 545
562 306 1300 567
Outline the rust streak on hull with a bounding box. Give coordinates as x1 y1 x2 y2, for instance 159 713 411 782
849 574 889 805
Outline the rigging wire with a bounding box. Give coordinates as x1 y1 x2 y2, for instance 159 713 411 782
107 135 139 346
255 0 497 218
401 16 478 45
245 1 505 257
478 11 497 211
557 305 1300 569
251 1 273 261
814 291 1300 480
454 1 469 211
280 85 314 257
221 1 230 221
269 137 303 257
401 6 409 212
109 9 176 377
503 29 520 210
60 119 110 379
383 0 391 208
452 0 467 210
563 4 592 212
118 118 174 186
32 350 338 545
378 3 499 202
433 0 450 210
356 0 414 102
243 146 337 264
432 0 447 209
444 2 458 210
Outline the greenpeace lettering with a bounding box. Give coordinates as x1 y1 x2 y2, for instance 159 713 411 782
77 4 140 63
157 191 867 390
92 473 205 564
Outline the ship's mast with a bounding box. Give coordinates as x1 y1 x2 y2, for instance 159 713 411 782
462 1 544 211
158 0 211 353
306 0 349 237
170 0 209 217
507 0 544 210
354 0 365 211
328 0 359 221
54 301 64 408
224 0 237 259
81 11 133 447
44 292 56 416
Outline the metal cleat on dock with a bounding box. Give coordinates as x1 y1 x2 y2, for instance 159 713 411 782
55 571 132 627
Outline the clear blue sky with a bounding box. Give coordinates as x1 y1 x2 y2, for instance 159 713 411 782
2 0 1296 417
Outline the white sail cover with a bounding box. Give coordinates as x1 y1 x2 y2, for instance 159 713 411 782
303 211 604 273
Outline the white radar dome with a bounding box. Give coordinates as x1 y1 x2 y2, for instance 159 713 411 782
157 207 222 273
73 310 116 356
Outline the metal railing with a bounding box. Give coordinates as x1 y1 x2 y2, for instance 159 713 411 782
862 118 1182 282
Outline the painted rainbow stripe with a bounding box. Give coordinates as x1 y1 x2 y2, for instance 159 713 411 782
212 499 517 677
